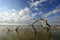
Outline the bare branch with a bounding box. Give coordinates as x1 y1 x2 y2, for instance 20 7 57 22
15 26 20 33
6 28 10 33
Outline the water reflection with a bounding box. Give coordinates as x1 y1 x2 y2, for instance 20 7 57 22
0 25 60 40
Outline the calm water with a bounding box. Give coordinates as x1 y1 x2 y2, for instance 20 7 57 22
0 25 60 40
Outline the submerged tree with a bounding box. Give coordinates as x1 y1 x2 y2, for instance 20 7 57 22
29 18 51 40
40 18 52 40
40 18 51 32
14 16 52 40
15 26 19 32
7 28 10 33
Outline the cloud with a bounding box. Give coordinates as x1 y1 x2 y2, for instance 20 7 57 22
44 9 60 18
30 1 40 7
0 7 37 24
39 11 43 15
18 7 30 16
44 4 60 18
32 13 37 17
55 5 60 9
28 0 47 7
0 9 17 22
33 7 39 10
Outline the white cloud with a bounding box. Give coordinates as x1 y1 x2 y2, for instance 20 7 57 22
0 7 37 24
0 9 17 22
28 0 47 7
39 11 43 15
44 5 60 18
32 13 37 17
44 9 60 17
33 7 39 10
18 7 30 16
28 1 40 7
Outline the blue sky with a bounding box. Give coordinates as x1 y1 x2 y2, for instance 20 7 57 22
0 0 60 25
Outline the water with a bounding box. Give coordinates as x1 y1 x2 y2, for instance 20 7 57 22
0 25 60 40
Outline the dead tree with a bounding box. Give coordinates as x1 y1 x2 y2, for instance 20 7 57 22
30 18 51 40
39 18 51 32
15 26 20 32
6 28 10 33
45 20 51 32
32 18 51 32
28 18 41 40
31 19 40 34
40 18 52 40
33 18 51 40
29 24 37 40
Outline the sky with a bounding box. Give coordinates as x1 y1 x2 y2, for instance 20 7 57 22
0 0 60 25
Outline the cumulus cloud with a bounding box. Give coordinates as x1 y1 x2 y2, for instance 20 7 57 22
0 9 17 22
0 7 37 24
0 9 18 22
18 7 30 16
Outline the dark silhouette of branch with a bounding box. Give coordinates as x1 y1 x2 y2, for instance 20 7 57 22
30 24 37 40
27 18 52 40
39 18 51 32
28 18 42 40
15 26 20 33
7 28 10 33
40 18 52 40
45 20 51 32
